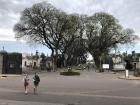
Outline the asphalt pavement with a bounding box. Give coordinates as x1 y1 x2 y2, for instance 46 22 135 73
0 70 140 105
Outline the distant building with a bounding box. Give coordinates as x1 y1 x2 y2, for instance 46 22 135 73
22 53 40 69
45 57 53 71
22 52 53 71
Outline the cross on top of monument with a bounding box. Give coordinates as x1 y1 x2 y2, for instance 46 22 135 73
2 46 4 51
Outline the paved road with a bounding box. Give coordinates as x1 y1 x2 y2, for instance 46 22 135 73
0 71 140 105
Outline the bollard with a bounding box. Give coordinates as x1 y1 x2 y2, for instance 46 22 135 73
125 69 129 78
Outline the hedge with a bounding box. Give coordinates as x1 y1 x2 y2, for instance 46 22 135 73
60 70 80 76
0 52 22 74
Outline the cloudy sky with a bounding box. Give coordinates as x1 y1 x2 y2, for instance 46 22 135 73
0 0 140 54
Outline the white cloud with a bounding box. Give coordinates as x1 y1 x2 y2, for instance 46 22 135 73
0 28 16 41
48 0 140 36
0 0 140 41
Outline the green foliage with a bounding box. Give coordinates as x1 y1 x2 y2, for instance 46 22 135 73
13 2 138 69
76 68 82 70
14 2 83 68
75 64 86 70
0 51 8 55
0 52 21 56
86 12 137 68
60 69 80 76
8 53 22 65
137 53 140 57
8 52 22 56
0 51 22 74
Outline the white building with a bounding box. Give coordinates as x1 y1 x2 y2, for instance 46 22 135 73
22 53 53 70
22 53 40 69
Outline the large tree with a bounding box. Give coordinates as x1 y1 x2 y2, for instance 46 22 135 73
14 2 139 70
86 12 138 70
59 15 87 66
64 15 88 66
13 2 80 69
66 37 87 66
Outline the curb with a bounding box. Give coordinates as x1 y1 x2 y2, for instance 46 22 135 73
0 99 64 105
118 75 140 80
0 74 21 77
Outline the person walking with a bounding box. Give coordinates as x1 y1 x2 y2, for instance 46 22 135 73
23 74 29 95
33 72 40 94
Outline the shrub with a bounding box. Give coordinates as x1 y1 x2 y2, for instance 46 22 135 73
76 68 82 70
60 70 80 76
75 65 86 70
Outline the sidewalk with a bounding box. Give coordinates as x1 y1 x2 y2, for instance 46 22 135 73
0 74 21 77
118 75 140 80
0 99 64 105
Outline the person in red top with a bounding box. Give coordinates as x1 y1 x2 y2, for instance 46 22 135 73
23 74 29 95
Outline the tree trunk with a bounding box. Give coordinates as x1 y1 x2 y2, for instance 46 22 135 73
53 55 57 71
52 49 58 72
92 53 103 72
61 54 66 67
63 58 67 67
51 49 57 72
51 50 54 72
